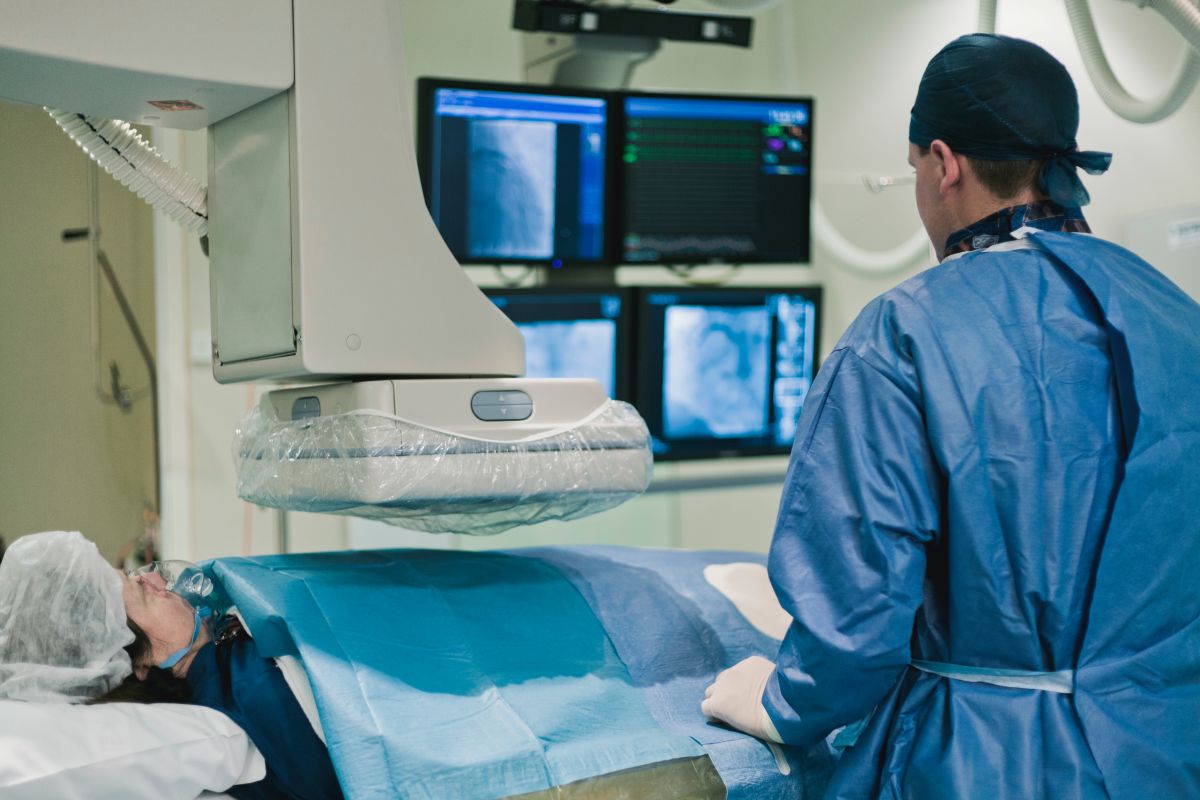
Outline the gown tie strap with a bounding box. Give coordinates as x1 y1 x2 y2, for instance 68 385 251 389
910 659 1075 694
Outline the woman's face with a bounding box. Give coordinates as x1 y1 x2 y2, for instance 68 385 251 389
116 570 198 679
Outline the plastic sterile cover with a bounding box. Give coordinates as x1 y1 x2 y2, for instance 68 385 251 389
233 399 654 534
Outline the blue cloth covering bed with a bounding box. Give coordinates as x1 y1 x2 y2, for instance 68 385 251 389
205 546 833 800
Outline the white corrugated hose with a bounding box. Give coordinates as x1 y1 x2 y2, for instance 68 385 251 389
1063 0 1200 124
46 109 208 235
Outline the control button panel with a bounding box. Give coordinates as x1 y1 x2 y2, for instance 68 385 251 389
291 396 321 420
470 390 533 422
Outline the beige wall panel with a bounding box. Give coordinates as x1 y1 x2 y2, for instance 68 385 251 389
0 100 156 563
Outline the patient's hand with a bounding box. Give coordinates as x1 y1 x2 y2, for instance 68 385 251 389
701 655 783 744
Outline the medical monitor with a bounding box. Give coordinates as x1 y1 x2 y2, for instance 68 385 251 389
636 287 821 460
485 288 632 400
619 93 813 265
417 78 610 266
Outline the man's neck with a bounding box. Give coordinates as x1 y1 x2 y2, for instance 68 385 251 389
936 187 1042 260
941 198 1089 259
954 188 1041 233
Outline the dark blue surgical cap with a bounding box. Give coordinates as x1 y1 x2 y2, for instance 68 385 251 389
909 33 1111 206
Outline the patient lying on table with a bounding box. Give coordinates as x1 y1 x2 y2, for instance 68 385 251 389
2 530 826 800
0 530 342 800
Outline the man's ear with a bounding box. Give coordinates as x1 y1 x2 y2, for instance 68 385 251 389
133 664 149 681
929 139 962 195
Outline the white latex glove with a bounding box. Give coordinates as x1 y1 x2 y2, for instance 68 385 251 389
701 655 784 743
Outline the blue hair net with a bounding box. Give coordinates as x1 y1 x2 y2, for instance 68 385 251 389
909 33 1112 206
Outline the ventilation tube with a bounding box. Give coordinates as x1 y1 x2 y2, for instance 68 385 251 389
47 109 208 235
1152 0 1200 53
979 0 998 33
811 204 931 276
1064 0 1200 124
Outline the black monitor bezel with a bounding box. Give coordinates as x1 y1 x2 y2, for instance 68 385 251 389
483 286 635 401
612 89 815 266
416 76 617 268
633 285 823 461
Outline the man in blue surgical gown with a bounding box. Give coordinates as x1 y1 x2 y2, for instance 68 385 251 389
702 33 1200 799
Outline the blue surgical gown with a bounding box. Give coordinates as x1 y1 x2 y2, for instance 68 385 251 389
764 233 1200 798
186 629 345 800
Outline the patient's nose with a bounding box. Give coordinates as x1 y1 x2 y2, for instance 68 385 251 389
142 572 169 591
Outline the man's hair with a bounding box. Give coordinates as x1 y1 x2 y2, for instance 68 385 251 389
969 158 1043 200
919 146 1042 201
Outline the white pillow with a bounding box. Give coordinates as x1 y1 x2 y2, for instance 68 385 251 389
703 562 793 640
275 655 326 745
0 700 266 800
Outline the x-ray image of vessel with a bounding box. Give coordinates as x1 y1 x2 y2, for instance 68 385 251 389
519 320 617 397
664 306 770 439
467 119 556 259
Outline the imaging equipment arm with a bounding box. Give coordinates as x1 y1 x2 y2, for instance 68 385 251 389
0 0 523 381
0 0 652 532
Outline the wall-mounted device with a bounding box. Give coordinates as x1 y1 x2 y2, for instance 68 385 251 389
512 0 752 48
417 78 814 267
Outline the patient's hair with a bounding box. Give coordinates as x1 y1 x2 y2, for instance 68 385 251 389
89 619 192 705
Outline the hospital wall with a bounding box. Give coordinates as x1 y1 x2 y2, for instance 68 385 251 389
154 0 1200 560
0 102 158 562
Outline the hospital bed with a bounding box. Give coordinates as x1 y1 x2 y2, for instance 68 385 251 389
0 546 835 800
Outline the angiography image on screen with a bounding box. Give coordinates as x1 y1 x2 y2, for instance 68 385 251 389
663 305 770 439
420 81 608 264
467 120 557 259
518 320 617 398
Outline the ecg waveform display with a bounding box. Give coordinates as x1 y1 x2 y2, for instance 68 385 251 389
622 95 812 264
624 234 757 257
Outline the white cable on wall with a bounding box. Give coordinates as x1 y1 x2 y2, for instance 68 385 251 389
1152 0 1200 53
1063 0 1200 124
811 204 930 276
47 109 208 235
979 0 998 33
776 0 929 276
